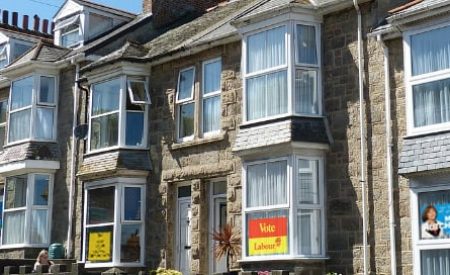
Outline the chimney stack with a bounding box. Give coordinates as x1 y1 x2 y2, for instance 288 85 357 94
12 12 18 27
42 19 49 33
33 15 40 32
23 15 29 30
2 10 9 25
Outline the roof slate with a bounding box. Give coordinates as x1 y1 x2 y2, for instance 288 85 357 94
388 0 450 19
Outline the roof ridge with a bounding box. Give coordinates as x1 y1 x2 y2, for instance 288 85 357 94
73 0 137 17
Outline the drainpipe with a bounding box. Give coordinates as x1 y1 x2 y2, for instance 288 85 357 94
67 61 80 259
377 34 397 275
353 1 368 275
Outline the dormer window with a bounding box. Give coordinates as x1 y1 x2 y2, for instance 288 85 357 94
8 75 57 144
56 15 81 48
0 44 7 69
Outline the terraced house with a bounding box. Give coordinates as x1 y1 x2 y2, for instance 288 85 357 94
1 0 450 275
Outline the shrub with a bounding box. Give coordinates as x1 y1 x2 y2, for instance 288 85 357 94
149 268 182 275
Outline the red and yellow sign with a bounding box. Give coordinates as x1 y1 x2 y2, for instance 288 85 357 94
248 217 288 256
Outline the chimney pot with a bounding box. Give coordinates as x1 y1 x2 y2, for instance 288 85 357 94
23 15 29 30
12 12 18 27
2 10 9 25
33 15 40 32
42 19 49 33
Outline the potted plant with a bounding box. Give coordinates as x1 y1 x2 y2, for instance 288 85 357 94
149 268 182 275
212 223 241 275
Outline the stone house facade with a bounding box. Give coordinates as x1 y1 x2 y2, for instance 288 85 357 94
0 0 449 275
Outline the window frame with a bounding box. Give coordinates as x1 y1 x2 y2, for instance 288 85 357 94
7 74 58 145
404 21 450 136
242 155 326 261
0 43 8 69
127 79 151 105
176 66 196 142
201 58 222 137
242 20 322 124
0 98 8 150
87 75 150 153
82 178 146 268
0 173 53 249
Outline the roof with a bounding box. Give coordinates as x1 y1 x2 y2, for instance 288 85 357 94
388 0 450 21
54 0 136 20
8 40 70 68
0 24 52 40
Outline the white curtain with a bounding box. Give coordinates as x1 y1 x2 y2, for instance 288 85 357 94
295 70 318 114
247 161 287 208
9 109 31 142
298 209 321 255
92 79 120 115
421 249 450 275
36 108 54 140
296 24 318 65
413 78 450 127
204 60 221 94
246 76 266 120
247 26 286 73
203 96 220 133
11 77 33 110
267 71 287 117
40 76 55 104
3 211 25 245
298 160 319 204
411 25 450 76
30 209 48 244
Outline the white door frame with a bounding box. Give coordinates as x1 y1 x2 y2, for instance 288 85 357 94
175 184 191 274
209 181 227 274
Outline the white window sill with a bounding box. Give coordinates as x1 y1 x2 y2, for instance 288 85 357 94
239 256 329 263
241 114 325 128
171 131 226 150
4 139 57 149
84 262 145 269
85 146 149 157
0 244 49 250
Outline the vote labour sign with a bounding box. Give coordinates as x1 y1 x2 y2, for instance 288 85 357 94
248 216 288 256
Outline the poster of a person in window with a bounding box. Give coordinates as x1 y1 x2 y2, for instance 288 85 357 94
421 204 447 239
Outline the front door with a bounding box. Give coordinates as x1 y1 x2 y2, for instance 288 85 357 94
210 182 227 273
176 186 191 275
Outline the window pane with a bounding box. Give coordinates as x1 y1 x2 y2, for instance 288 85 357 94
203 96 220 133
9 109 31 142
11 77 33 110
295 70 318 114
213 181 227 195
88 13 113 39
0 44 7 69
203 60 221 94
247 26 286 73
5 175 27 209
246 75 266 120
413 78 450 127
247 160 287 208
246 210 289 256
267 70 287 117
88 187 115 224
3 211 25 245
298 159 319 205
39 77 55 104
86 226 113 263
30 209 48 244
92 79 120 115
126 112 144 146
179 103 194 138
129 81 149 103
34 175 49 205
296 24 318 65
0 100 8 123
36 108 54 140
61 26 80 47
121 224 141 262
178 68 194 101
0 126 5 150
124 187 141 221
12 43 32 60
297 209 321 255
421 249 450 275
418 190 450 240
90 113 119 150
411 25 450 76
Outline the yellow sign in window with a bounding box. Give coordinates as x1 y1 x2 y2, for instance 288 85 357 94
88 231 112 261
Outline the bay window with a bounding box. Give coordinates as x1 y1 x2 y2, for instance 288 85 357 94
8 75 57 144
243 22 321 122
406 23 450 134
84 180 145 266
89 76 149 152
1 173 52 247
243 156 325 259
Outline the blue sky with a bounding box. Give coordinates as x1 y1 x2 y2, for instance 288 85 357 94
1 0 142 22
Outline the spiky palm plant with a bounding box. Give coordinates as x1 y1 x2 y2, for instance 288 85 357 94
212 223 241 273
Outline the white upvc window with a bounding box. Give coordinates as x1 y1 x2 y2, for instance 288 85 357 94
176 67 196 141
1 173 53 248
83 179 145 267
242 155 325 260
202 58 222 136
411 183 450 275
88 76 150 152
8 75 57 144
0 44 7 69
405 23 450 135
57 15 82 48
243 21 321 123
0 99 7 150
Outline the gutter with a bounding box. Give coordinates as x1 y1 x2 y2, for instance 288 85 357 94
377 34 397 275
353 1 368 275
